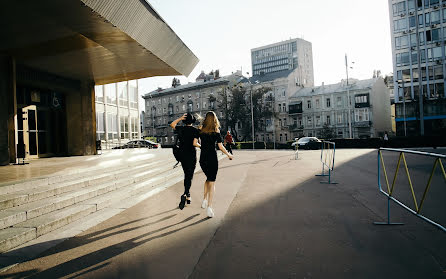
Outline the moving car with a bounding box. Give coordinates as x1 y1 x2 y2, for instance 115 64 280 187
292 137 321 150
113 140 160 149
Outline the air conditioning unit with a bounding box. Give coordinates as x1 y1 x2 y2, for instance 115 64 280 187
433 5 439 9
402 30 407 34
436 60 442 65
408 29 414 33
443 2 446 7
409 11 415 15
411 46 416 50
436 42 441 46
400 13 406 17
431 24 437 28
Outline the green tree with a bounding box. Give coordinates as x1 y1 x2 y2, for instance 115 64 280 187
320 123 335 139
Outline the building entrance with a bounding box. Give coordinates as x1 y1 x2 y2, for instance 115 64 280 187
16 86 67 159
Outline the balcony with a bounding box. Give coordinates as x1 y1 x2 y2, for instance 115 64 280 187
289 124 304 131
353 121 371 128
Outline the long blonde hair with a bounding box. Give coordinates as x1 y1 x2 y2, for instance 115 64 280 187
200 111 220 134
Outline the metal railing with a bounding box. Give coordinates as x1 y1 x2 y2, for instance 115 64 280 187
374 148 446 232
316 141 337 184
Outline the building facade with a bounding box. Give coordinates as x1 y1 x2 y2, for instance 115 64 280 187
287 78 392 139
389 0 446 136
0 1 198 165
143 72 243 146
251 38 314 88
94 81 141 148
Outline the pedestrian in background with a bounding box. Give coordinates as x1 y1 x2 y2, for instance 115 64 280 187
198 111 233 218
170 113 200 210
224 131 234 155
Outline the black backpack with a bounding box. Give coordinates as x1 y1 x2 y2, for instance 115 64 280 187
172 129 183 168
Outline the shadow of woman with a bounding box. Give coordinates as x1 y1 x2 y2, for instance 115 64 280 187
16 214 208 279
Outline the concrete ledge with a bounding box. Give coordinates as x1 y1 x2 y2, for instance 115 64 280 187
0 211 27 230
0 228 36 253
15 204 96 237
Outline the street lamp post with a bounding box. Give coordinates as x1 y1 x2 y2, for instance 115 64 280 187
345 54 353 138
399 78 407 136
246 72 255 150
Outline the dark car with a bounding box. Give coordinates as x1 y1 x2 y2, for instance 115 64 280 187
113 140 160 149
293 137 321 150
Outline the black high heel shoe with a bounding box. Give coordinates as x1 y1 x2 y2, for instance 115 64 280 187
179 195 186 210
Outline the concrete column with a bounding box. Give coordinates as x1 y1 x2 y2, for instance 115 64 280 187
0 56 17 165
66 80 96 155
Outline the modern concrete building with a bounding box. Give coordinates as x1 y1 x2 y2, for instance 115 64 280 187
249 38 315 144
143 71 244 145
287 78 392 139
251 38 314 88
0 1 198 165
388 0 446 136
94 81 141 149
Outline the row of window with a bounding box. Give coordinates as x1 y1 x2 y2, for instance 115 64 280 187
253 65 290 76
396 46 444 66
397 66 444 83
95 81 138 109
305 96 354 109
393 0 441 16
150 92 217 106
148 111 224 126
395 28 444 50
394 9 446 33
253 58 289 70
151 100 216 116
96 112 138 140
397 82 444 99
253 42 296 60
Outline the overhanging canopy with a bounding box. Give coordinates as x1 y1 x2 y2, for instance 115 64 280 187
0 0 199 84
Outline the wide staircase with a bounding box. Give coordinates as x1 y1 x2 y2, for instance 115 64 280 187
0 150 185 256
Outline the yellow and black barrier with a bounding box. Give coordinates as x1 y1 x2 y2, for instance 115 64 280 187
374 148 446 232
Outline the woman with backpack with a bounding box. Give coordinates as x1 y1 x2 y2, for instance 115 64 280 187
199 111 233 218
170 113 200 210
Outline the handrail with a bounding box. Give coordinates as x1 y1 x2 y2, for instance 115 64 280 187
375 148 446 232
316 141 337 184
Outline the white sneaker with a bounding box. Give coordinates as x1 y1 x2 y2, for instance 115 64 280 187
201 199 208 209
207 207 214 218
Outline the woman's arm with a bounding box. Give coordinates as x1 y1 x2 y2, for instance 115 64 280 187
217 142 233 160
170 113 187 130
193 138 201 148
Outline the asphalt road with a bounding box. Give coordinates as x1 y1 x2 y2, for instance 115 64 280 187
1 149 445 279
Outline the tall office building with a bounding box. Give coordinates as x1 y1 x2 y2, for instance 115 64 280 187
389 0 446 136
251 38 314 87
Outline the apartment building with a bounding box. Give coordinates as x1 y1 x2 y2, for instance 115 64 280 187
389 0 446 136
143 72 243 145
287 78 391 139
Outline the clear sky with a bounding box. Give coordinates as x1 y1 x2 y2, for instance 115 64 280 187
138 0 393 111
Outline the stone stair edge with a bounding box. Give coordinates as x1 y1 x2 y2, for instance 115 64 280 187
0 154 175 195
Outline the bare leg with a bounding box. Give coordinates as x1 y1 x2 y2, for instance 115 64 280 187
207 181 216 207
203 180 209 201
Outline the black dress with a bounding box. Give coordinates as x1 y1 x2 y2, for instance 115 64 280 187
199 132 222 182
175 126 199 196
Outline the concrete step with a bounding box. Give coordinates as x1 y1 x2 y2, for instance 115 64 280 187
0 159 177 229
0 159 174 211
0 153 172 196
0 204 96 253
0 158 179 253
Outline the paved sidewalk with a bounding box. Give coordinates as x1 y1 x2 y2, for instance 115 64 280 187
0 149 445 279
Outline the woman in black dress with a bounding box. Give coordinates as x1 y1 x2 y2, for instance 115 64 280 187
170 113 200 210
199 111 233 218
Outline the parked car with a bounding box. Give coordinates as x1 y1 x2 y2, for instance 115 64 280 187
113 140 160 149
292 137 322 150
